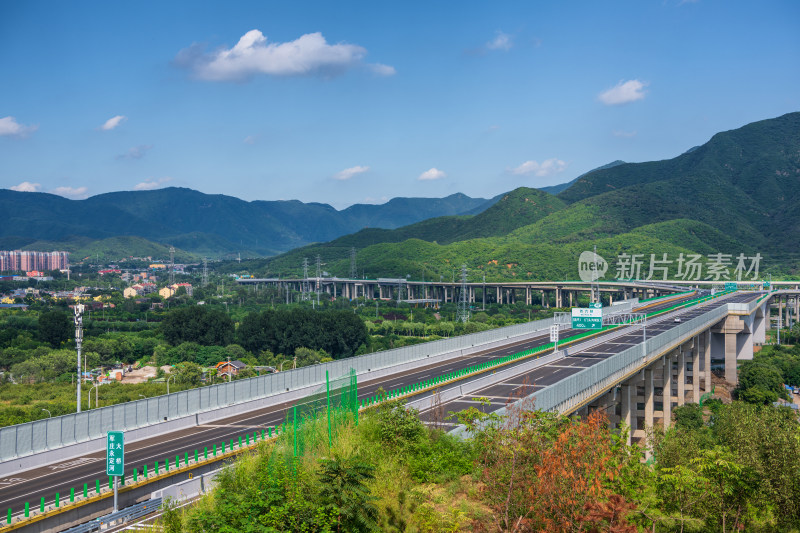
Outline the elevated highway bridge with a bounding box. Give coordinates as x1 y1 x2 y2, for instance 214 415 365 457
1 288 798 531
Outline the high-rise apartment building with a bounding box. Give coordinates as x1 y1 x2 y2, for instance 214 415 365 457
0 251 70 272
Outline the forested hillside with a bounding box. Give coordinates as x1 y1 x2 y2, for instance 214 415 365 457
233 112 800 281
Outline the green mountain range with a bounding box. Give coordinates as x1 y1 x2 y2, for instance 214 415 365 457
0 188 492 259
239 112 800 281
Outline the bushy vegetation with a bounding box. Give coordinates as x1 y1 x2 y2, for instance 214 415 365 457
734 344 800 404
154 397 800 532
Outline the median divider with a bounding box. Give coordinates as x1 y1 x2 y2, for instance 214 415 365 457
2 290 735 531
0 424 286 531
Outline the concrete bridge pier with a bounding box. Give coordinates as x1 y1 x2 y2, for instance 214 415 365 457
662 353 673 429
711 315 753 385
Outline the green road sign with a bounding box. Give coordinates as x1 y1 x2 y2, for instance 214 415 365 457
724 282 737 291
589 302 603 309
106 431 124 477
572 307 603 330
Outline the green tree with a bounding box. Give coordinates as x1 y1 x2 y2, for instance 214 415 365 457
735 361 788 404
38 310 72 348
692 446 756 533
160 306 234 346
173 362 203 386
318 456 379 533
656 464 707 533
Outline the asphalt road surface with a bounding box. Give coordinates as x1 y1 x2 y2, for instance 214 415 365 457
0 292 707 515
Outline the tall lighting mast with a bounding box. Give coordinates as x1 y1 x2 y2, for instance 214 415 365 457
74 304 85 413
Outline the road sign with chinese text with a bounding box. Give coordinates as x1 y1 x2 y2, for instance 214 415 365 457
571 307 603 330
550 325 559 343
106 431 124 477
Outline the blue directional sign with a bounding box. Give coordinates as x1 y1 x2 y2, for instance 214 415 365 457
106 431 124 477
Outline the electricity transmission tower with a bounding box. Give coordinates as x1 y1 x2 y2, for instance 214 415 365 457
301 258 311 300
396 277 405 306
591 245 600 304
350 247 357 279
315 255 323 305
457 264 470 323
169 246 175 285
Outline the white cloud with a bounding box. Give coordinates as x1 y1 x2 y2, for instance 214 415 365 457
51 186 89 199
487 31 513 51
334 165 370 181
0 116 38 137
175 29 393 81
363 196 388 204
116 145 153 160
134 177 173 191
418 168 447 181
369 63 396 76
99 115 127 131
613 130 638 138
509 159 568 177
9 181 42 192
598 79 648 106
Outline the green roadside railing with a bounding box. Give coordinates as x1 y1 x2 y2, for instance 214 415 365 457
3 288 738 530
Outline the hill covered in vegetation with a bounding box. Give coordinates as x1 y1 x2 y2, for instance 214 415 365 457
231 112 800 281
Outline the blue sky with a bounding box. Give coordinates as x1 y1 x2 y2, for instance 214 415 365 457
1 1 798 208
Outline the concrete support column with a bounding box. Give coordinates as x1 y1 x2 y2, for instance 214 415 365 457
569 291 574 307
496 287 501 304
556 287 563 308
677 345 686 406
663 354 673 428
704 329 712 392
692 336 701 403
724 332 737 384
620 384 633 446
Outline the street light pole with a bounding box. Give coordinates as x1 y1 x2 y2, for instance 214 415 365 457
74 304 84 414
167 374 176 395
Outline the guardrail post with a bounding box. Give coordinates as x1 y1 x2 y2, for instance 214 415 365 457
83 483 88 498
96 479 100 494
213 444 217 456
7 508 10 524
194 449 198 462
246 434 250 446
55 493 59 508
184 452 188 466
134 469 138 483
268 428 272 438
70 487 74 502
24 502 28 518
261 429 265 439
109 477 112 490
39 497 44 513
222 441 226 453
204 446 208 459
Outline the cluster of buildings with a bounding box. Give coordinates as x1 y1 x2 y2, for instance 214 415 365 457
123 282 193 299
0 250 69 272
